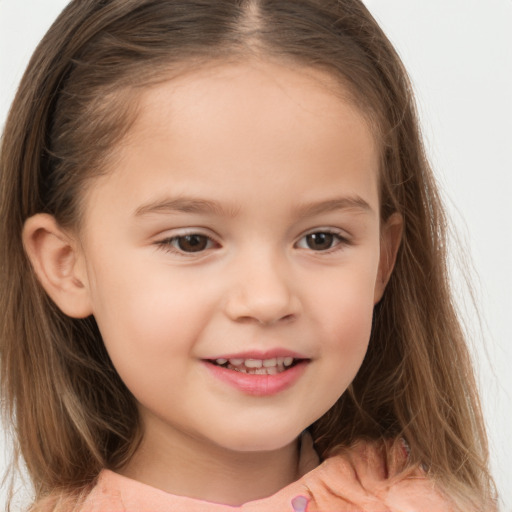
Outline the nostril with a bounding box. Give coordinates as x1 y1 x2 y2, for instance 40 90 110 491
223 281 300 325
255 312 296 326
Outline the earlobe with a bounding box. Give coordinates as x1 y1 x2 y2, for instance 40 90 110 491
374 212 403 304
22 214 93 318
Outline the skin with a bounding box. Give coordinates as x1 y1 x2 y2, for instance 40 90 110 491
23 60 402 506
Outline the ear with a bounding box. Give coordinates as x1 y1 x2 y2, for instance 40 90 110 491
374 212 403 304
22 214 93 318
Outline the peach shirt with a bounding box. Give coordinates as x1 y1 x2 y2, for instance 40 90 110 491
78 435 454 511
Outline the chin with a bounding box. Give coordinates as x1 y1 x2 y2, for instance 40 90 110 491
214 424 306 453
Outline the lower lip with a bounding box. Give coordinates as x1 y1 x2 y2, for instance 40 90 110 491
203 361 308 396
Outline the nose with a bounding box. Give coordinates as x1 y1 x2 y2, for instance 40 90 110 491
224 251 300 325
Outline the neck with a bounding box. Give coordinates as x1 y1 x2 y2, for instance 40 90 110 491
119 422 301 506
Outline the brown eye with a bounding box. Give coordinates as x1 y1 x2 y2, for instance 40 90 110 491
296 231 346 252
176 234 210 252
305 232 335 251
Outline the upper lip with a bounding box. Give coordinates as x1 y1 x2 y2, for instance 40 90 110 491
204 349 309 361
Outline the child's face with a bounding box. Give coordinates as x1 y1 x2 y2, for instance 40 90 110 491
73 61 396 454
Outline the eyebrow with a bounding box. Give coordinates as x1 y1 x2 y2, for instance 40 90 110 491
134 197 237 217
294 196 373 218
134 195 372 218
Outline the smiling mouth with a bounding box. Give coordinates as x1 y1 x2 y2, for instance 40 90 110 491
207 357 302 375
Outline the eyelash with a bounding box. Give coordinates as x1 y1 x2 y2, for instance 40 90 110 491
295 229 350 253
155 229 350 256
155 232 219 256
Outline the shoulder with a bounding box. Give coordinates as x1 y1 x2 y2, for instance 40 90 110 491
70 472 125 512
298 438 457 512
48 439 459 512
28 484 100 512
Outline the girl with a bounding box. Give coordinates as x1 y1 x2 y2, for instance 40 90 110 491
0 0 497 511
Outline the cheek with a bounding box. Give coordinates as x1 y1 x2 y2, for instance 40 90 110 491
301 292 373 432
319 311 372 417
324 298 373 375
307 258 378 386
89 251 196 330
87 257 221 390
315 258 378 337
85 261 175 362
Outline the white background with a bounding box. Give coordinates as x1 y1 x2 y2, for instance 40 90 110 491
1 1 511 510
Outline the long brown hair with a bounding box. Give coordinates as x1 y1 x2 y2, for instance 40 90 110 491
0 0 495 510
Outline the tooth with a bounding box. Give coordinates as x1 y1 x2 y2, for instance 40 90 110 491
245 359 263 368
215 358 227 365
263 358 277 367
229 358 244 366
283 357 294 367
254 368 266 374
277 357 285 366
266 367 278 375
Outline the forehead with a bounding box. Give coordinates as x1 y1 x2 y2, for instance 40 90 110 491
133 59 373 142
84 60 379 221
